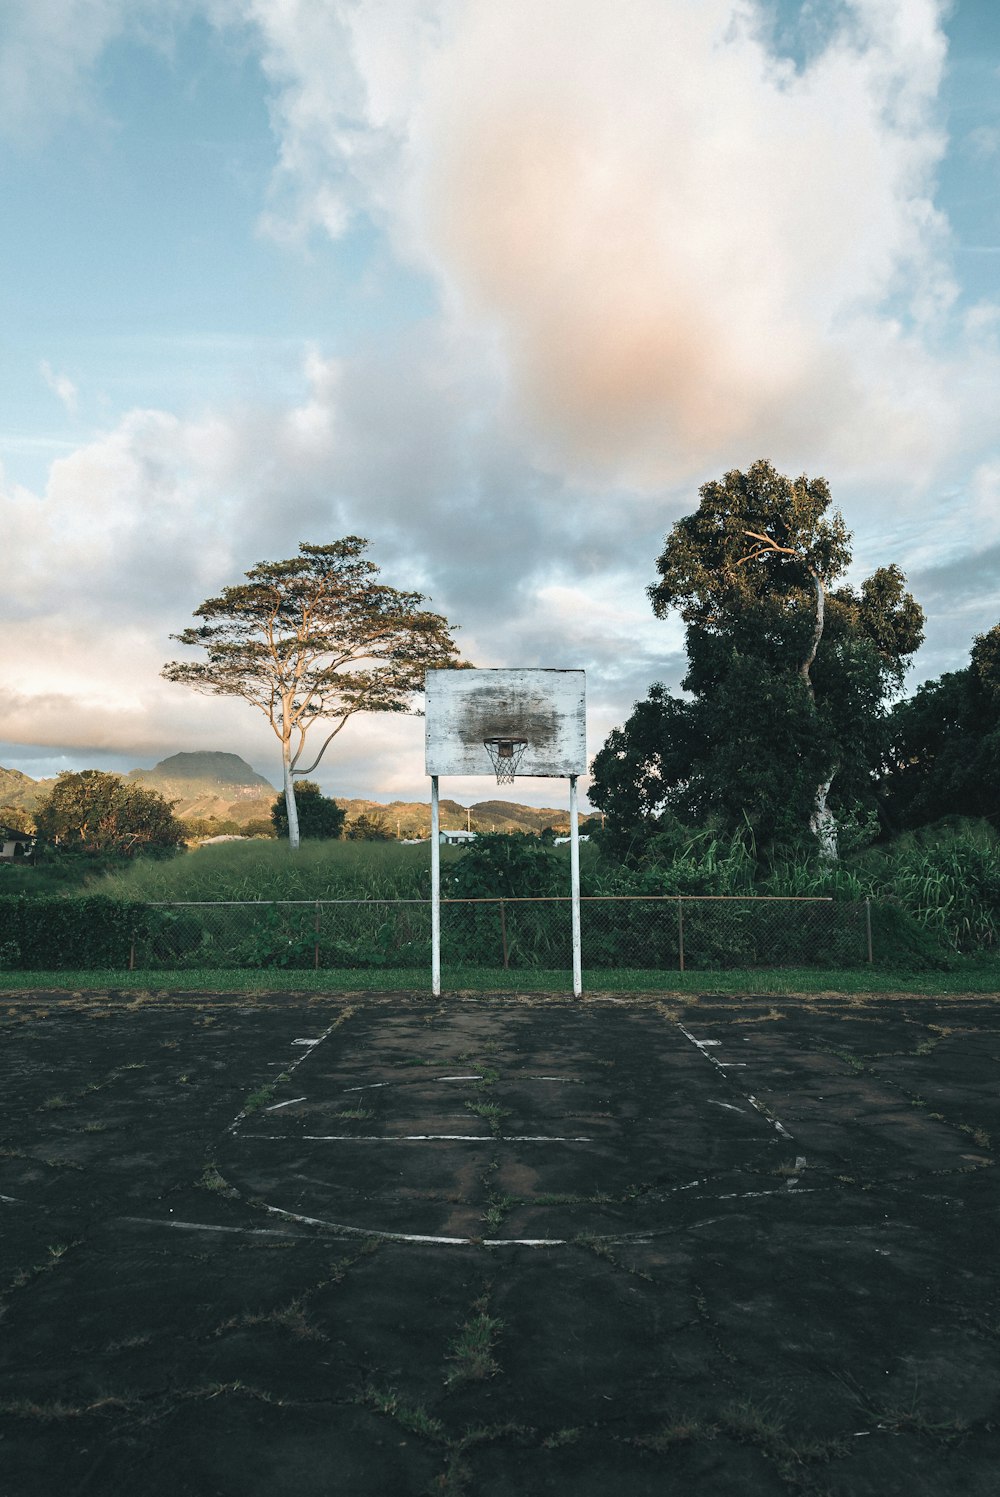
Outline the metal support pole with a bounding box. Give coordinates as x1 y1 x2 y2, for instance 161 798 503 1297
431 775 441 996
569 775 582 998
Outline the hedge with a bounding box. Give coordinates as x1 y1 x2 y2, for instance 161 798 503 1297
0 895 149 971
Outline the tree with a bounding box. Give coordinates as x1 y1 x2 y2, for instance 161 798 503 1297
270 781 345 840
591 461 924 858
0 806 34 836
34 771 185 855
346 811 393 840
163 539 462 850
881 624 1000 829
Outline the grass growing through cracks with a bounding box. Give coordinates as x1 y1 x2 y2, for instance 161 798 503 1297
464 1100 507 1138
444 1292 504 1387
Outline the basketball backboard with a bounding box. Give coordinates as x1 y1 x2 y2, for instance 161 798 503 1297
425 668 586 779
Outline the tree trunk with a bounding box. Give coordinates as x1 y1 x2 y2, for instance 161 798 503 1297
282 748 301 851
810 772 838 862
800 570 825 703
801 571 838 861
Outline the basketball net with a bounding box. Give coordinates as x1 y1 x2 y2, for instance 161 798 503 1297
484 737 528 785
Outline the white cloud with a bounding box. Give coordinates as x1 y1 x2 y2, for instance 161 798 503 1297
2 344 670 797
3 0 1000 797
234 0 994 489
40 361 79 419
0 0 190 143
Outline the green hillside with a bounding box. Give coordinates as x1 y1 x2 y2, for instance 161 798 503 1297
334 797 599 838
0 752 596 837
0 765 49 813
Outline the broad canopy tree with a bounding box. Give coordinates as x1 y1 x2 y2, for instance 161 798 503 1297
34 771 185 855
880 624 1000 830
163 539 462 850
591 461 925 859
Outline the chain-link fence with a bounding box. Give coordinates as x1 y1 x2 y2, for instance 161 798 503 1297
131 895 872 974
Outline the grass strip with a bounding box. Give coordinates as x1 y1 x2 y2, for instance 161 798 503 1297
1 965 999 995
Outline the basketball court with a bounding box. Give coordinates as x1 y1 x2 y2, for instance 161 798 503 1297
2 986 998 1495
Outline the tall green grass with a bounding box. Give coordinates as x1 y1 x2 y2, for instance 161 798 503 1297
76 819 1000 958
90 839 438 903
756 825 1000 954
581 828 758 897
579 820 1000 956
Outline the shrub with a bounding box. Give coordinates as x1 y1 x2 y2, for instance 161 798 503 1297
346 812 393 841
271 782 345 840
0 895 149 969
449 832 561 899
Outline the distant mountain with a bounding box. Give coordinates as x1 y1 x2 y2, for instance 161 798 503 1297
128 752 276 824
131 752 274 788
0 752 597 836
0 766 48 812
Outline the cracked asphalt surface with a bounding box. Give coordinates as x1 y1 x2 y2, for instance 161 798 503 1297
2 989 998 1495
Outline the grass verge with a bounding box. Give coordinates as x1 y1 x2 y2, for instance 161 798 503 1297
0 964 998 995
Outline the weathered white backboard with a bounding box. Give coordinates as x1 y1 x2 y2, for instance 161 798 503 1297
425 669 586 778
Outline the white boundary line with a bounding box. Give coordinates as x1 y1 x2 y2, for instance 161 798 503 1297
676 1022 795 1141
240 1133 594 1143
258 1189 816 1249
227 1012 350 1134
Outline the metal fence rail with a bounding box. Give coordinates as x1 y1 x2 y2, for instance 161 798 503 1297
132 896 872 973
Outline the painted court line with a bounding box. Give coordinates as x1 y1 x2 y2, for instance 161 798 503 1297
239 1133 594 1143
228 1012 350 1133
299 1133 594 1143
676 1022 795 1142
123 1216 303 1239
260 1184 818 1251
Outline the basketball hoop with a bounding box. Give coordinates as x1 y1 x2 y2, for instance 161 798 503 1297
484 736 528 785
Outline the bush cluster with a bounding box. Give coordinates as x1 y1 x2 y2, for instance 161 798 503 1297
0 895 148 970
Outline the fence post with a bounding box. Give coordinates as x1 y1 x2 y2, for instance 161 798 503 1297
498 899 510 970
865 898 873 964
677 897 685 973
314 901 321 970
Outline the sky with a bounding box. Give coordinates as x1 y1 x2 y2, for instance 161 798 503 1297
1 0 999 809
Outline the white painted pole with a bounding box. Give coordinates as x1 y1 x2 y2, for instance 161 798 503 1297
431 775 441 996
569 774 582 998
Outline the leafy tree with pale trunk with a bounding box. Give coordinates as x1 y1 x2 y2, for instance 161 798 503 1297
163 539 462 850
591 461 924 859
